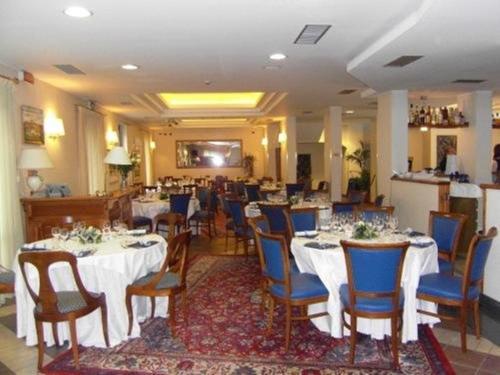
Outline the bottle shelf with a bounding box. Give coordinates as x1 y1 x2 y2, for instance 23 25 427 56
408 122 469 129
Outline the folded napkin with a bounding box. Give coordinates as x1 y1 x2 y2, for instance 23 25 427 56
410 236 434 248
21 243 47 252
403 228 426 237
127 229 147 236
411 242 434 248
76 249 97 257
295 230 318 238
128 240 159 249
304 242 338 250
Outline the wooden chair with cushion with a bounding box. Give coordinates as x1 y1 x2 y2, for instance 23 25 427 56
284 207 318 237
126 230 191 337
189 188 218 238
155 212 186 241
18 251 109 370
227 199 254 257
257 202 291 242
429 211 467 274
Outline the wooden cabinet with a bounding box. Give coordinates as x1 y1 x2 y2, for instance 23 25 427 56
21 188 138 242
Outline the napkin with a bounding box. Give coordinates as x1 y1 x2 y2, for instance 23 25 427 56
21 243 47 252
304 242 338 250
410 236 434 248
295 230 318 238
127 229 147 236
128 240 159 249
404 228 426 237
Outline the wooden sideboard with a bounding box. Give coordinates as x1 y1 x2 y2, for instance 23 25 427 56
21 188 139 242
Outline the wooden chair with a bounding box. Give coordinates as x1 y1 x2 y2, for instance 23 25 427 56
417 227 497 352
189 188 218 238
258 202 292 243
340 240 410 369
218 193 236 251
227 199 254 257
248 216 271 312
254 231 328 350
0 265 15 294
169 193 192 229
155 212 185 241
18 251 109 370
332 201 360 214
429 211 467 274
285 183 305 199
284 207 318 237
126 230 191 337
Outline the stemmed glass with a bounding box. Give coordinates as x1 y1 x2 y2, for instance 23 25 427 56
59 228 69 250
102 221 112 241
51 227 61 247
388 216 399 233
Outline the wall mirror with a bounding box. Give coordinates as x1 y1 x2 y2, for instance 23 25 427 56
176 140 242 168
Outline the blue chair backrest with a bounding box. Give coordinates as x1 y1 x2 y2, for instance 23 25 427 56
343 244 407 294
286 183 305 198
170 194 191 216
290 210 316 232
258 234 286 282
259 204 289 232
198 188 209 209
252 216 270 234
359 210 391 223
469 233 496 284
219 194 231 215
208 190 218 212
245 184 261 202
227 200 245 227
235 181 246 197
431 215 461 253
333 203 357 213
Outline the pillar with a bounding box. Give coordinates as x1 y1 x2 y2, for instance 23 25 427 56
376 90 409 199
323 106 343 201
457 91 493 184
281 117 297 183
264 123 279 180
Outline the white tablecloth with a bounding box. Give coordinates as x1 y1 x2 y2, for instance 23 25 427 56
132 198 200 220
15 235 168 348
291 234 440 342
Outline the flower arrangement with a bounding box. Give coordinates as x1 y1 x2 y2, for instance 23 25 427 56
288 195 300 205
77 226 102 244
352 221 378 240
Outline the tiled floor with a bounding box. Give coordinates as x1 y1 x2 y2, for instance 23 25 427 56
1 234 500 374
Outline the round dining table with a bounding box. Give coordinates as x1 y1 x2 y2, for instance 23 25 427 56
132 196 200 220
15 234 168 348
290 232 440 343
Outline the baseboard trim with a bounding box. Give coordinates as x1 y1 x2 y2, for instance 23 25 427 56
480 294 500 319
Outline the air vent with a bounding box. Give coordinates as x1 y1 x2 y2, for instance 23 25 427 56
294 24 331 45
53 64 85 75
338 89 357 95
452 79 486 84
384 55 423 67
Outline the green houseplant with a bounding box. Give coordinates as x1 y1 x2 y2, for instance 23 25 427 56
242 154 255 178
345 141 371 192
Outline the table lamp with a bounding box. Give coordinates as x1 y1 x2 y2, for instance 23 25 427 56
104 146 132 189
18 148 54 195
445 154 459 175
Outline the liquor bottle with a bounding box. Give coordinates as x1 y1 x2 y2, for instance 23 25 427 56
442 107 449 125
424 106 431 124
409 104 415 124
449 108 455 125
454 109 460 125
414 105 420 124
419 106 426 125
431 107 437 125
459 112 465 125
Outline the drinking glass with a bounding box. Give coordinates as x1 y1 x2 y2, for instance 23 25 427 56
51 227 61 239
388 217 399 233
112 220 122 232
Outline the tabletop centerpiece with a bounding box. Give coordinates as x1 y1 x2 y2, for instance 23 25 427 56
352 221 378 240
76 226 102 244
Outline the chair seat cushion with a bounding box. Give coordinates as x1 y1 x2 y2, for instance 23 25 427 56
132 271 181 290
339 284 404 313
36 291 100 314
270 272 328 300
133 216 152 226
417 273 479 301
0 268 15 285
438 259 453 274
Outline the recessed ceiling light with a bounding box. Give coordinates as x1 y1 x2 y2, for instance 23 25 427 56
344 110 355 114
269 53 287 61
63 6 93 18
121 64 139 71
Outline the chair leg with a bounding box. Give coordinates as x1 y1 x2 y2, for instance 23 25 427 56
212 218 217 236
349 314 357 364
225 230 229 251
35 319 45 370
234 237 239 255
68 317 80 370
243 239 249 258
267 298 275 334
100 303 110 347
391 316 399 369
126 292 133 336
460 305 468 352
169 295 176 336
285 303 292 351
52 322 60 347
473 300 481 340
182 289 188 326
150 297 156 319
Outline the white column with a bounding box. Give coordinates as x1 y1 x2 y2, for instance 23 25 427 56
376 90 408 199
264 123 279 180
457 91 493 184
323 106 343 201
280 117 297 183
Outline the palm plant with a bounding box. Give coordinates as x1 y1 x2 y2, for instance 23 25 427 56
345 141 371 191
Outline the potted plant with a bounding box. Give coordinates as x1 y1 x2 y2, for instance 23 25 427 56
345 141 371 195
242 154 255 178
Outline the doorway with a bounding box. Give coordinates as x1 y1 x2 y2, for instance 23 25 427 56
275 147 281 182
297 154 312 180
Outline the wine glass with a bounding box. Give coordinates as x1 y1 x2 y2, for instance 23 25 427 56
112 220 122 232
388 217 399 233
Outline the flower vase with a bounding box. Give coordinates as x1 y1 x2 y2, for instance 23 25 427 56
120 173 129 190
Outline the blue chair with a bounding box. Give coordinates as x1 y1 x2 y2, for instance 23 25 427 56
245 184 262 203
355 206 394 222
254 231 328 350
227 199 253 257
285 183 305 199
340 240 410 368
285 207 318 235
417 227 497 352
332 201 360 214
169 193 192 229
258 203 291 241
219 193 236 251
347 190 367 203
189 188 218 238
429 211 467 274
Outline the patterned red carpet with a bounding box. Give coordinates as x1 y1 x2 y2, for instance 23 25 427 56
43 255 454 374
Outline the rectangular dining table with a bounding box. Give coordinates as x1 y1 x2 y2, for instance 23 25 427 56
290 233 440 343
15 234 168 348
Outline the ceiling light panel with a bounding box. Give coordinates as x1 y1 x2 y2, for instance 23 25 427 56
294 24 331 45
53 64 85 75
63 6 93 18
384 55 423 67
158 93 264 109
269 53 287 61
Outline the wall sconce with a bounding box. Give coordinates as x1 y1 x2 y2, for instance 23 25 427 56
278 132 287 143
419 126 429 132
150 140 156 150
44 117 65 139
106 130 119 149
261 137 268 146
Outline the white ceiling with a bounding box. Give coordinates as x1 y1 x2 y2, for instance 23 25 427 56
1 0 499 122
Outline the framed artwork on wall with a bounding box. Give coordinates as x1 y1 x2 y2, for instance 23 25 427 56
436 135 457 166
21 105 45 145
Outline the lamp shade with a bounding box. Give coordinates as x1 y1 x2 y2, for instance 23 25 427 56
18 148 54 169
445 154 459 175
104 146 131 165
45 117 65 138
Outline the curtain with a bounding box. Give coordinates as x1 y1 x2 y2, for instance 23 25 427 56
77 106 106 194
0 79 23 269
143 133 153 185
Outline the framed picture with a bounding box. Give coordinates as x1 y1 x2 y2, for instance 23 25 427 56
21 105 44 145
436 135 457 165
